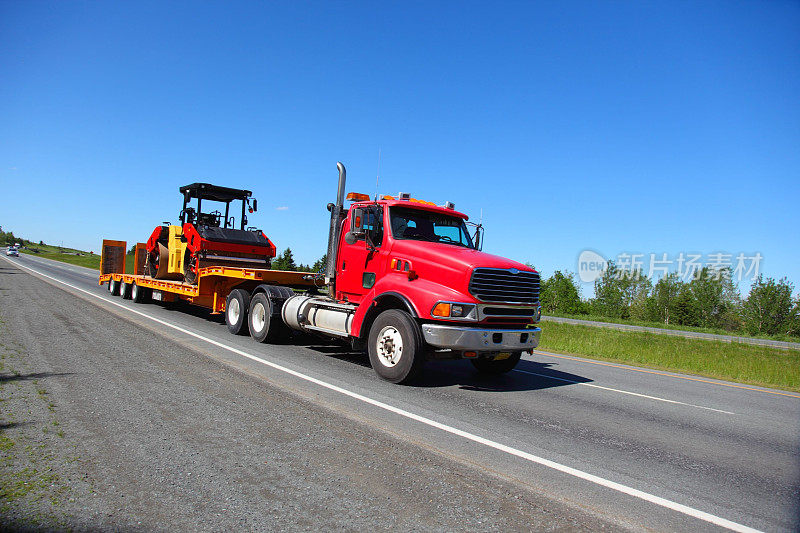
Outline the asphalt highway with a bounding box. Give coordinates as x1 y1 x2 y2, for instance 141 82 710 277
2 253 799 532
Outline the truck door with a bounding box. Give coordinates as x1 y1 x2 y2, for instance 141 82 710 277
336 205 385 304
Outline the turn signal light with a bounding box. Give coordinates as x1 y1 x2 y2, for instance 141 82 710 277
432 302 451 317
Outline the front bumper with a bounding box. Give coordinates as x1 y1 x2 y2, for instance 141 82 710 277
421 324 541 352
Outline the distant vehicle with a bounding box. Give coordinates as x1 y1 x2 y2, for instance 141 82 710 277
6 246 19 257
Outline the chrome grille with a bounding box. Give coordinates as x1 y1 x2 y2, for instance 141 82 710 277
469 268 540 304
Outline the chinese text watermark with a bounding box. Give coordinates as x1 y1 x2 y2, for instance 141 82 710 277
577 250 763 283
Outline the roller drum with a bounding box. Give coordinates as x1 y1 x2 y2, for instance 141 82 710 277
149 243 182 280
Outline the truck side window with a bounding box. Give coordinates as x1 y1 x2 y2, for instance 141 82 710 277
364 206 384 247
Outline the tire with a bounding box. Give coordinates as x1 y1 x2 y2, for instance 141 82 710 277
119 281 131 299
248 292 289 343
225 289 251 335
131 283 149 303
367 309 425 384
470 352 522 374
109 278 120 296
183 249 197 285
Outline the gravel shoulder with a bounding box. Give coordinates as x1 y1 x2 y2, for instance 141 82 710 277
0 262 619 530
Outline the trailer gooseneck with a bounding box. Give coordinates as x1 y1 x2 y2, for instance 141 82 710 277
100 163 541 383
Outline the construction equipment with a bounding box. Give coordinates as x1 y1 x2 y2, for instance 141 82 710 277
144 183 277 284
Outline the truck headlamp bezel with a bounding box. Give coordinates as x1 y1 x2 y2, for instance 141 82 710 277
430 301 478 321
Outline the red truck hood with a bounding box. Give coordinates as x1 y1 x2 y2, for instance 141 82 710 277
389 239 535 274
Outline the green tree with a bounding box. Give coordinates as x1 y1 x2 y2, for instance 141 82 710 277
591 262 627 318
271 248 297 271
540 270 585 315
673 283 699 326
627 274 653 321
591 262 650 319
312 254 328 273
790 297 800 336
742 276 796 336
650 273 683 325
686 267 740 329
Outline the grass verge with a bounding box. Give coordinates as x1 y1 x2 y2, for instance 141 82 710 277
20 245 134 272
544 312 800 343
538 322 800 392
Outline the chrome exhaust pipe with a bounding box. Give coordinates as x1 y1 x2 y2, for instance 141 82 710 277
324 162 347 290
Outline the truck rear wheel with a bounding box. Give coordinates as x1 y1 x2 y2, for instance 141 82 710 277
131 283 149 303
225 289 250 335
248 292 288 343
109 279 120 296
368 309 425 384
120 281 131 299
470 352 522 374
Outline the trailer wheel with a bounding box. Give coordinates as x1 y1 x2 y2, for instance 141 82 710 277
470 352 522 374
248 292 288 343
225 289 250 335
131 283 149 303
110 279 120 296
368 309 425 384
119 281 131 299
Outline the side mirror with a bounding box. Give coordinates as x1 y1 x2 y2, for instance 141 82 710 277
350 207 366 239
252 199 257 212
473 225 484 250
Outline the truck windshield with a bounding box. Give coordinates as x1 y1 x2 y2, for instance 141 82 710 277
389 206 475 248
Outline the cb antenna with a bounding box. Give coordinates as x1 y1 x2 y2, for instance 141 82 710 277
374 148 381 201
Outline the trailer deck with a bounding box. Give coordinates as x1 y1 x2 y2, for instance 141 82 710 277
99 240 317 313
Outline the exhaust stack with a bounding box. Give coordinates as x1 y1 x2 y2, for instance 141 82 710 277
325 162 347 291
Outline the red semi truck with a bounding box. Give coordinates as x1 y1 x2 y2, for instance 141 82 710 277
100 162 541 383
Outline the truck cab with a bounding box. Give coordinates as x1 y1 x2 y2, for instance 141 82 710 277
282 163 541 383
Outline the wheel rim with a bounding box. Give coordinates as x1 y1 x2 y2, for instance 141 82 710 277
132 284 138 299
252 302 266 333
227 298 240 325
376 325 403 367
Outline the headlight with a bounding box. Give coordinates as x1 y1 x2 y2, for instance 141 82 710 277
431 301 477 320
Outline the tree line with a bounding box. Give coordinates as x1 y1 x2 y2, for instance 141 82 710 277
5 225 798 338
270 247 327 274
538 263 800 337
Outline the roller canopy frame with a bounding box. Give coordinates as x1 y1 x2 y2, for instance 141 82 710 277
179 183 253 202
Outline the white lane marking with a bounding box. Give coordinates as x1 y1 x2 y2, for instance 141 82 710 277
5 256 761 533
513 368 735 415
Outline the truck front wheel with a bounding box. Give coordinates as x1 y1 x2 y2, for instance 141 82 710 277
470 352 522 374
368 309 425 384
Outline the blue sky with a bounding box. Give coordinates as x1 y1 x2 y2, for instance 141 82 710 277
1 1 798 296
